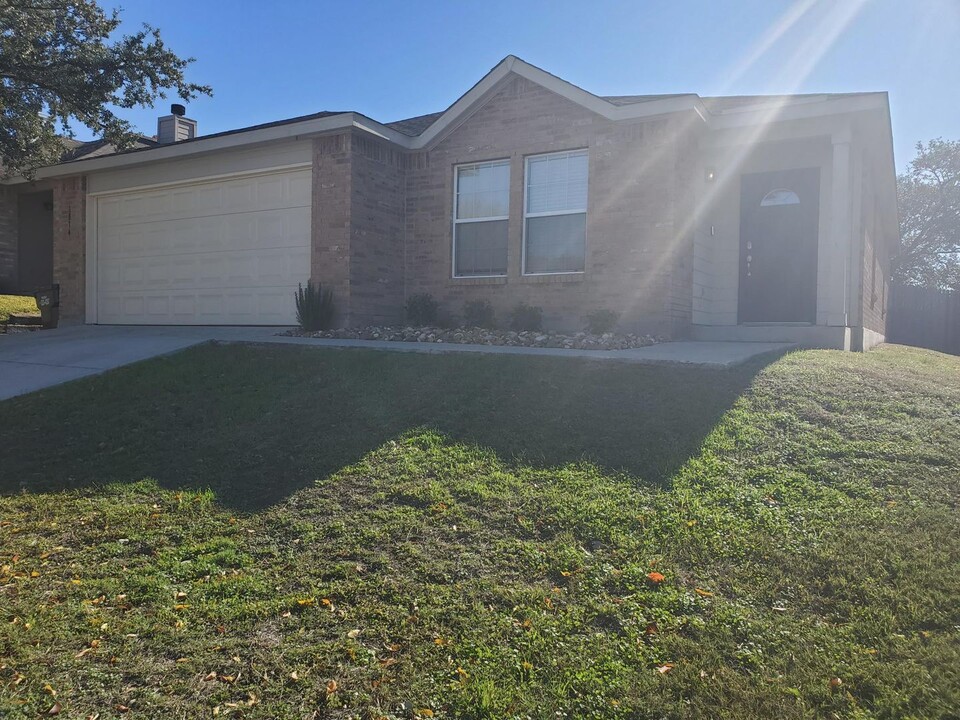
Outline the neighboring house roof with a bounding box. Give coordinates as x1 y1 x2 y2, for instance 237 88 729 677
59 136 158 162
9 55 892 183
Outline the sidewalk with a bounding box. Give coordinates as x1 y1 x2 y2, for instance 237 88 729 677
245 333 793 367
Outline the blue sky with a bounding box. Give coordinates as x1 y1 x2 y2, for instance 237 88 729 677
98 0 959 170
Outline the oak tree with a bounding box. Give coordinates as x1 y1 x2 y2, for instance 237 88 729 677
0 0 211 176
895 139 960 291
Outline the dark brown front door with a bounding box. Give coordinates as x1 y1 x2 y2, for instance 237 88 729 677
738 168 820 324
17 190 54 294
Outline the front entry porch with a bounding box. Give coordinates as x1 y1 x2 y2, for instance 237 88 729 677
691 120 889 351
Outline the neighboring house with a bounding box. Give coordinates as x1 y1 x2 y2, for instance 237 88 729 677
0 56 898 350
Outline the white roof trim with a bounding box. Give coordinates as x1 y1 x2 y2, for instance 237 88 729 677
708 93 888 129
9 112 360 182
406 56 705 149
5 56 890 183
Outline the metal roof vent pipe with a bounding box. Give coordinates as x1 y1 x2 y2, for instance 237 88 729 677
157 103 198 144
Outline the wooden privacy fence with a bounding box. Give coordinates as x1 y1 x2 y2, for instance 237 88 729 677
888 283 960 356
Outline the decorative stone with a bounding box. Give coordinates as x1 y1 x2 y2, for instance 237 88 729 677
279 325 660 351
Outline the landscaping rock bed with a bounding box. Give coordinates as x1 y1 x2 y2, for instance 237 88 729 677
281 325 660 350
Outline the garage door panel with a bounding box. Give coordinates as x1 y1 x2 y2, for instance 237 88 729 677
100 206 307 258
96 168 310 325
100 247 308 292
102 171 311 228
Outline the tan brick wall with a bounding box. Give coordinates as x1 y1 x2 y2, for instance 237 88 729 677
0 186 17 293
311 134 353 326
348 134 406 325
312 131 407 327
860 163 888 336
402 75 695 336
862 219 888 335
52 176 86 323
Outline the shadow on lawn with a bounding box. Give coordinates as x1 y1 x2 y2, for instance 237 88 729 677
0 343 787 511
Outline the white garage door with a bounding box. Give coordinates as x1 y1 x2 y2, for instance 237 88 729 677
95 168 311 325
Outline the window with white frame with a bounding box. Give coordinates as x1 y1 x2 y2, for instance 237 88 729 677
453 160 510 277
523 149 588 274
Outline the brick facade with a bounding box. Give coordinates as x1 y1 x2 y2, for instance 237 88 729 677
52 176 86 323
0 186 17 293
400 76 696 336
311 131 408 327
858 157 889 336
861 222 888 335
311 77 699 335
7 65 893 349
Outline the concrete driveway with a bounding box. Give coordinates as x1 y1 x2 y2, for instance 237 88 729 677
0 325 281 401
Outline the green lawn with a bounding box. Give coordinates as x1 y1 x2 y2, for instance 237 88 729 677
0 294 38 324
0 344 958 719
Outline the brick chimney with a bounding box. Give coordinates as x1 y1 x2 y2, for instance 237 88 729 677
157 103 197 144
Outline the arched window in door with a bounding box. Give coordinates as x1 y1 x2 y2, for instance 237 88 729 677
760 188 801 206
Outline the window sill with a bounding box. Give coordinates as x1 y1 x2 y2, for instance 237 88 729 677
448 276 508 286
519 273 585 284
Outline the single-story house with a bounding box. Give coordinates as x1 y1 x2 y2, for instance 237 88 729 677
0 56 898 350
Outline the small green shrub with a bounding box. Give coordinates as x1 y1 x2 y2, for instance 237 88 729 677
295 282 335 331
463 299 496 328
509 302 543 332
405 293 439 326
585 309 620 335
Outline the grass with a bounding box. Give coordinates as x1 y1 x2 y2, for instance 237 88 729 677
0 343 958 719
0 294 38 324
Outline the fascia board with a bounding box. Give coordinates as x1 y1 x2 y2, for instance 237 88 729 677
708 94 888 130
5 112 360 182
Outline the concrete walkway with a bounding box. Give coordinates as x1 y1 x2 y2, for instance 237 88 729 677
0 324 792 401
254 334 792 367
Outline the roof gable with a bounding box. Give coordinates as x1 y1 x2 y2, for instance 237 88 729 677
7 55 892 183
406 56 704 149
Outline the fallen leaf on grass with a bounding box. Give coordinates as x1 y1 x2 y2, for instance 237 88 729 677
325 679 338 694
647 571 666 584
656 663 675 674
695 588 714 598
347 629 361 639
47 702 62 715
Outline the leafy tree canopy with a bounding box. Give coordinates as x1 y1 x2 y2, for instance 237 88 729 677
0 0 211 177
895 139 960 292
